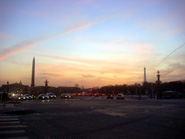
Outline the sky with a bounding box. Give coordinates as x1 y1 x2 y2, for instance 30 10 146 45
0 0 185 88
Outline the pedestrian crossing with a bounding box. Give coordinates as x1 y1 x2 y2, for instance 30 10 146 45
0 114 28 139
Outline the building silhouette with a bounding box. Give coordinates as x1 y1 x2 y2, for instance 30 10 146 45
1 81 28 93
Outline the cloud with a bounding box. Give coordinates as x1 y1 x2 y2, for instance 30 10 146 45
164 25 185 38
51 21 100 39
38 72 63 79
158 56 185 82
0 33 11 39
0 39 42 60
156 42 185 68
136 1 185 40
37 54 132 71
1 0 147 61
82 74 95 78
36 54 141 86
0 21 99 60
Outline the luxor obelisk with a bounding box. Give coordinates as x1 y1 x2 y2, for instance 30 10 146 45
144 67 146 83
31 57 35 88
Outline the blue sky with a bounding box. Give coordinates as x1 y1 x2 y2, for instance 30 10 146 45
0 0 185 88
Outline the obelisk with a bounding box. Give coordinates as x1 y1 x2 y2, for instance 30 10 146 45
144 67 146 83
31 57 35 87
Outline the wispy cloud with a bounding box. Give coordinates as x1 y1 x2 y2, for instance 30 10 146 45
0 33 11 39
36 54 131 69
0 1 145 60
0 39 42 60
156 42 185 68
82 74 95 78
38 72 63 79
0 21 99 60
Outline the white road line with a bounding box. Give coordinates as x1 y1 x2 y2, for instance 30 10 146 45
0 121 20 125
0 114 27 138
0 125 26 128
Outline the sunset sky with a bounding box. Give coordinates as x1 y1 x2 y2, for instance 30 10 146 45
0 0 185 88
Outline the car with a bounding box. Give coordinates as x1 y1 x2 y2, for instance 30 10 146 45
23 94 33 100
117 94 125 100
72 93 77 96
88 93 93 96
107 94 113 99
46 92 56 99
77 93 82 96
176 91 184 98
17 95 24 101
61 94 72 99
94 93 99 97
38 94 50 100
8 93 18 100
161 91 177 98
32 95 37 99
82 92 88 96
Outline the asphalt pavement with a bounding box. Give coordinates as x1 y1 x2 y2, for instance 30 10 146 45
0 96 185 139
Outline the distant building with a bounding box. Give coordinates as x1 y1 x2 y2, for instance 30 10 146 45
1 81 29 93
58 86 81 94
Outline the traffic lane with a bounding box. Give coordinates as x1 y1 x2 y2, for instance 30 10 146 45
18 97 185 139
20 101 123 138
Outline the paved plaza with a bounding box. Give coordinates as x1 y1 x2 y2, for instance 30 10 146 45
0 96 185 139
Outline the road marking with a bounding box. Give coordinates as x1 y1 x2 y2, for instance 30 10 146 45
0 114 28 138
0 130 25 134
2 137 29 139
0 121 20 125
0 116 19 118
0 118 19 121
0 125 26 129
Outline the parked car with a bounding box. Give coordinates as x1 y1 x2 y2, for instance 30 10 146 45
38 94 50 100
46 92 56 99
176 91 184 98
61 94 72 99
161 91 177 98
23 94 33 100
107 94 113 99
117 94 125 100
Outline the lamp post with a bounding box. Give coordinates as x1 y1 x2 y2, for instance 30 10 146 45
135 83 141 100
3 81 9 106
138 84 141 100
157 71 161 99
7 81 9 93
44 80 49 93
